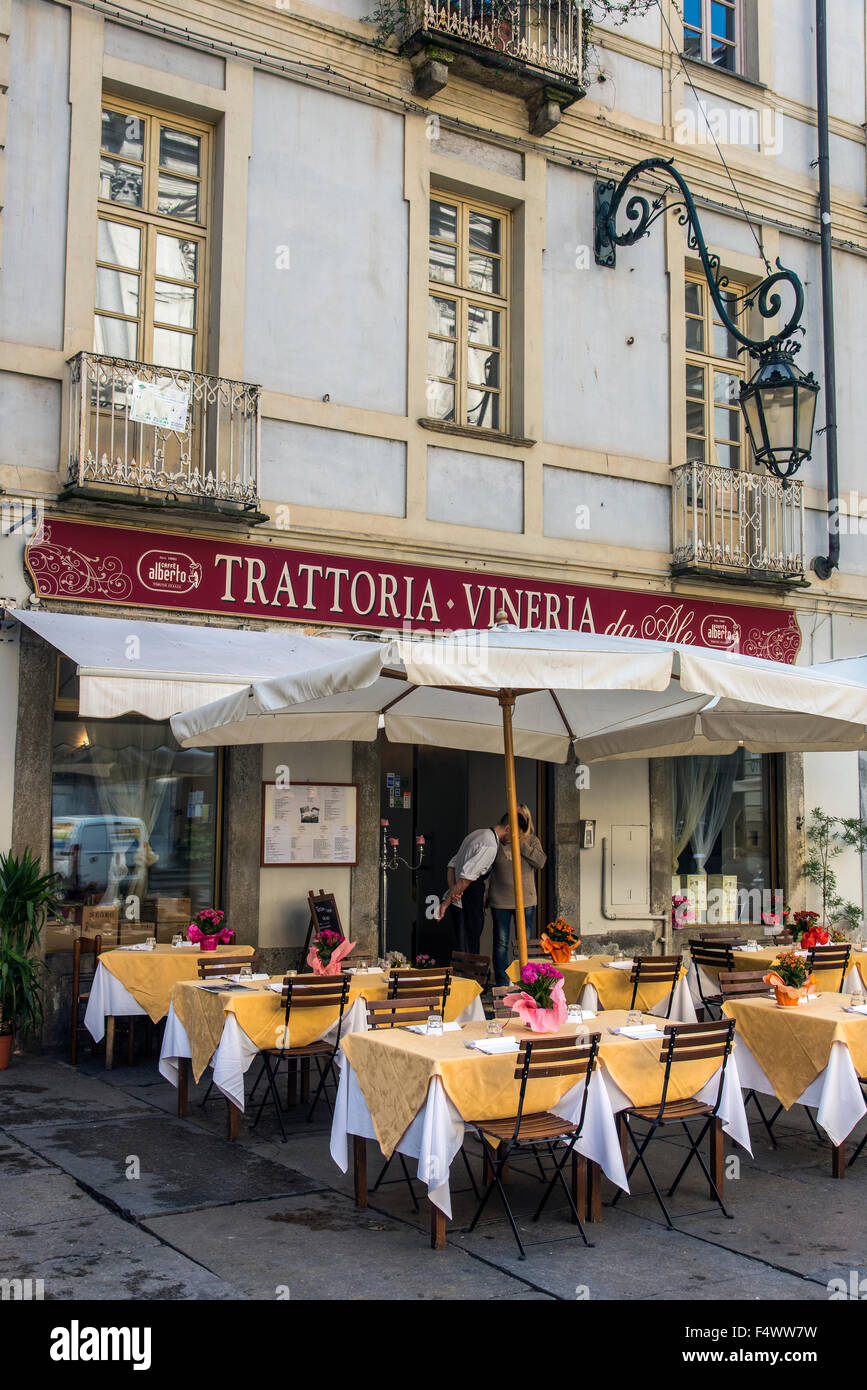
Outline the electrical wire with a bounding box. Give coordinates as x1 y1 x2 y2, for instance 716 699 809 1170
655 0 773 272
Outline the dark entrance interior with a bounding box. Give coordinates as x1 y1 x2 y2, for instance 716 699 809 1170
378 738 540 963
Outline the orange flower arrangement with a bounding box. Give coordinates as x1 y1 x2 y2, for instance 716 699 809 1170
764 951 815 1008
541 918 579 963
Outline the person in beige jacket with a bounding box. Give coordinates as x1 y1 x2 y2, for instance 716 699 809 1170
486 804 547 986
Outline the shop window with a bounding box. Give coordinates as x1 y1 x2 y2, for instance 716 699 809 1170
426 193 509 432
50 709 221 949
96 102 209 370
684 272 749 471
672 750 777 924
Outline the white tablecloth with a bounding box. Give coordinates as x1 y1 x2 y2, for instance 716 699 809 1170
733 1036 867 1147
579 974 697 1023
159 991 485 1111
84 962 148 1043
329 1049 751 1219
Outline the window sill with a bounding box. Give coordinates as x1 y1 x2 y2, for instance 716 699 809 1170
418 418 536 449
680 54 767 96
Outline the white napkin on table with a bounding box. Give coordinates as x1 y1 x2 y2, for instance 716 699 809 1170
615 1024 665 1039
226 973 269 983
470 1037 519 1054
117 941 155 951
606 960 633 971
846 1003 867 1015
405 1021 462 1035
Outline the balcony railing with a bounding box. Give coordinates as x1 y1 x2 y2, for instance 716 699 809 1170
66 353 261 513
413 0 583 82
672 462 805 580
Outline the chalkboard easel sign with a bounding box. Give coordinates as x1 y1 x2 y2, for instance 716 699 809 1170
302 889 344 957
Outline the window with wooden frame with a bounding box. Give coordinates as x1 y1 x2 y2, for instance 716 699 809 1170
96 102 210 371
682 0 742 73
427 194 509 432
684 273 749 472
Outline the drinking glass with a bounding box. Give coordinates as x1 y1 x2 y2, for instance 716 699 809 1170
427 1013 444 1036
171 934 183 948
746 939 758 951
566 1004 583 1025
626 1010 643 1028
238 964 252 982
851 992 865 1010
486 1019 504 1038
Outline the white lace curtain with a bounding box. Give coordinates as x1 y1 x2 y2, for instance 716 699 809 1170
672 754 740 873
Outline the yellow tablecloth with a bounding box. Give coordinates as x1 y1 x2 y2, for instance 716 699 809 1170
722 992 867 1110
507 956 683 1011
343 1009 723 1158
171 971 482 1083
99 943 255 1023
698 946 849 995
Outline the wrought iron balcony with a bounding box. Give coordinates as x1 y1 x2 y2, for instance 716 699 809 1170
400 0 585 134
672 462 805 582
65 352 263 518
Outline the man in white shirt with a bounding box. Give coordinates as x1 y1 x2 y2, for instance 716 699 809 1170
437 816 513 954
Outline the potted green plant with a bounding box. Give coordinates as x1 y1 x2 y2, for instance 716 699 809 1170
0 850 62 1068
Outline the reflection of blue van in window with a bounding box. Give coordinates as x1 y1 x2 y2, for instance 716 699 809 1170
52 816 148 898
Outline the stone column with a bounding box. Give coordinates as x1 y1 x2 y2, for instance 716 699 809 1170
221 744 261 946
350 737 380 957
779 751 805 908
552 751 580 926
649 758 673 951
11 626 55 874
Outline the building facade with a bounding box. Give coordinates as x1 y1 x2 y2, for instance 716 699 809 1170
2 0 867 1039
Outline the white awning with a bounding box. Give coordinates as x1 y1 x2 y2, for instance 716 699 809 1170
13 610 363 720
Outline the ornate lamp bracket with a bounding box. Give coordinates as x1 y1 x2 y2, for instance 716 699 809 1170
594 157 806 363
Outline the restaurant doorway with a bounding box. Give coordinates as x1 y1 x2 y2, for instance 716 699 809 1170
378 738 541 963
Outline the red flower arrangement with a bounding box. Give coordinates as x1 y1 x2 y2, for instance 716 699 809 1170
792 910 828 950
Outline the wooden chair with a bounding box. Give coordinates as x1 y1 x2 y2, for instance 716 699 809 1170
611 1019 736 1228
250 975 351 1141
490 985 513 1019
698 929 745 943
196 954 256 980
465 1032 602 1260
689 941 736 1020
629 955 681 1019
70 934 103 1064
389 967 451 1016
526 937 547 959
807 943 852 992
718 969 781 1148
450 951 491 991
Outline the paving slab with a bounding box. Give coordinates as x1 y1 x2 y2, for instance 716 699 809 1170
0 1203 242 1301
7 1113 327 1219
0 1060 153 1127
144 1190 551 1300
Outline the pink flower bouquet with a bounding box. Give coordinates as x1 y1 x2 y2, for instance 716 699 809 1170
503 961 567 1033
308 929 356 976
187 908 233 951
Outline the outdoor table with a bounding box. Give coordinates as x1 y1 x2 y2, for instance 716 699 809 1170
159 970 485 1137
507 955 696 1020
721 991 867 1177
331 1009 750 1250
688 945 863 1005
84 942 254 1068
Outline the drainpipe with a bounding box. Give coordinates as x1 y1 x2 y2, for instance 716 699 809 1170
812 0 841 579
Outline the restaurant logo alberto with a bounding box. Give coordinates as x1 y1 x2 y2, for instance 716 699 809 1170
25 518 802 663
136 550 202 594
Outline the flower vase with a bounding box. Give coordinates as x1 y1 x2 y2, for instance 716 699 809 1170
774 986 802 1008
546 942 573 964
199 935 219 951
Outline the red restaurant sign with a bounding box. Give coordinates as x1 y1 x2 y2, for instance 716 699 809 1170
26 517 802 663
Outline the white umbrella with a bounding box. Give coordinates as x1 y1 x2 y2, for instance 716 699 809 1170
170 627 867 965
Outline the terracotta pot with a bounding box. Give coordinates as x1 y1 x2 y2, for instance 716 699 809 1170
199 935 219 952
0 1031 12 1070
774 986 802 1008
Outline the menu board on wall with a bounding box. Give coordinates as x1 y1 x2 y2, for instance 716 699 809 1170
261 783 359 867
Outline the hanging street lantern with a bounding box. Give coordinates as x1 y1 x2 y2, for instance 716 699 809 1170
595 157 820 486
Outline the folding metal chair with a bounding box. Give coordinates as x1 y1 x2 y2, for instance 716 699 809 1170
611 1018 737 1228
388 967 452 1016
465 1032 601 1259
196 954 256 979
689 941 736 1020
450 951 491 991
718 969 782 1147
629 955 681 1019
70 935 103 1064
250 974 351 1141
807 943 852 992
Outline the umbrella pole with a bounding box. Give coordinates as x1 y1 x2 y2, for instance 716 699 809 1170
500 693 528 968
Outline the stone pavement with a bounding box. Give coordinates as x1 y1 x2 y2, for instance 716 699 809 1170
1 1048 865 1302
